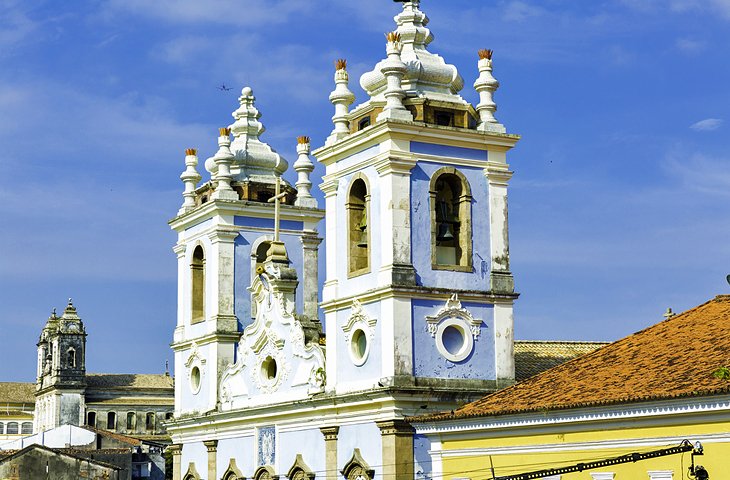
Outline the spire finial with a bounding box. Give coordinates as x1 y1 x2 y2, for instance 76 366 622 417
68 298 73 306
664 308 676 320
293 136 317 209
211 127 238 201
376 31 413 122
178 148 201 215
326 59 356 146
474 48 506 133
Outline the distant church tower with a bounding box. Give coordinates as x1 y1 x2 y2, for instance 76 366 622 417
34 300 87 432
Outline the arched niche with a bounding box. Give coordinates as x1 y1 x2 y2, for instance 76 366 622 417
221 459 245 480
429 167 473 271
287 454 315 480
340 449 375 480
346 173 371 276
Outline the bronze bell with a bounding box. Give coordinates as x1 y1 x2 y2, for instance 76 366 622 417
436 222 455 242
356 211 368 248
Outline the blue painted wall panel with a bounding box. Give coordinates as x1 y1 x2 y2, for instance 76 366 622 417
410 142 488 161
234 216 304 231
411 298 495 380
410 161 491 291
234 226 305 328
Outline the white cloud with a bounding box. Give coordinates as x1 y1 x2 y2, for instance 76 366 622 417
0 0 38 52
99 0 311 27
690 118 723 131
665 151 730 195
675 37 706 54
502 1 545 22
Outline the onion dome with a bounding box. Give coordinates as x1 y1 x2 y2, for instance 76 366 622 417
359 1 466 105
205 87 288 187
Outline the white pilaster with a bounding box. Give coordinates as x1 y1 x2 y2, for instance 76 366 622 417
321 178 339 302
484 150 514 294
375 157 416 285
493 300 515 384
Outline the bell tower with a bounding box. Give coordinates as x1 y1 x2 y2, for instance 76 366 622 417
34 300 87 432
315 0 519 395
170 87 325 416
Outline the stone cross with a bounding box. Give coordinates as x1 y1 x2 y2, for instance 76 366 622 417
268 176 287 242
265 177 289 264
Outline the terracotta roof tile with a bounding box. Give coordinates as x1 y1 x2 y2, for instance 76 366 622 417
86 374 174 390
415 295 730 421
514 341 609 381
0 383 35 405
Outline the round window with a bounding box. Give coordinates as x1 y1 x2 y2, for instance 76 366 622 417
442 325 465 355
435 318 474 362
190 366 201 394
350 328 369 366
261 356 278 382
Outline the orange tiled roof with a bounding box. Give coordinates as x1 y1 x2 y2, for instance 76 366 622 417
514 341 609 381
418 295 730 421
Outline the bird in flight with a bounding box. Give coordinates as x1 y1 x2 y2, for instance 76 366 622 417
218 84 233 92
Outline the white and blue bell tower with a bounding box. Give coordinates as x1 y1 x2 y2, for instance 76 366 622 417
169 87 324 417
315 0 519 396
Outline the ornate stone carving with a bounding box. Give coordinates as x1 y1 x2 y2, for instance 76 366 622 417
426 294 482 339
341 299 377 344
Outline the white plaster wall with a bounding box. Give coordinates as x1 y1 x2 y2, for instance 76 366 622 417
181 441 208 479
337 423 382 477
278 428 326 476
217 435 255 477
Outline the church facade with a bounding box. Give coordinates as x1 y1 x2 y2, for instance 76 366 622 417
168 2 519 480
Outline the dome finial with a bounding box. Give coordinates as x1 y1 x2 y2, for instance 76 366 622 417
293 136 317 209
179 148 201 215
376 31 413 122
474 48 506 133
326 59 356 146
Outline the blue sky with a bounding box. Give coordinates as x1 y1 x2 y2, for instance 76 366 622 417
1 0 729 382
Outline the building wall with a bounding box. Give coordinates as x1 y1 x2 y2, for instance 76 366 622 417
0 447 119 480
421 401 730 480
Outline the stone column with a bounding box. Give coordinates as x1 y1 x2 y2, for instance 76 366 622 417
320 426 340 480
484 151 514 294
207 228 240 332
301 235 323 321
204 440 218 480
375 156 417 286
168 444 182 480
376 420 414 480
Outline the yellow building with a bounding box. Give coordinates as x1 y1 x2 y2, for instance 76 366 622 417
0 383 34 443
411 295 730 480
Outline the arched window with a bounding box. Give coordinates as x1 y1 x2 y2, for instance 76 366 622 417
126 412 136 431
67 348 76 368
145 412 155 430
107 412 116 430
430 168 472 269
341 449 373 480
21 422 32 435
255 240 272 273
87 412 96 428
347 176 370 275
6 422 18 435
254 466 277 480
287 454 315 480
191 245 205 324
